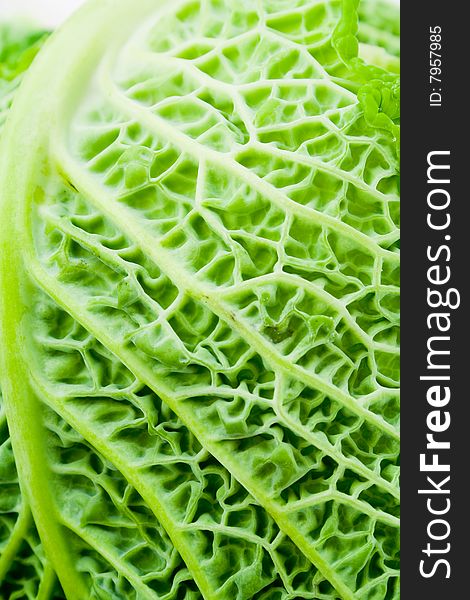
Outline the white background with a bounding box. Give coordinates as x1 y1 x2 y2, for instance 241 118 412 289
0 0 86 28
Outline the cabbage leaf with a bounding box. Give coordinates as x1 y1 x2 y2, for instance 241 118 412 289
0 1 399 599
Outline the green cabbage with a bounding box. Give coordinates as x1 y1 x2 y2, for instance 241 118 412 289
0 1 399 599
358 0 399 58
0 24 59 600
0 24 48 130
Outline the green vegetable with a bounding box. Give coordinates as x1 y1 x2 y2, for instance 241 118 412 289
358 0 400 58
357 0 399 73
0 24 48 130
0 1 399 599
0 23 59 600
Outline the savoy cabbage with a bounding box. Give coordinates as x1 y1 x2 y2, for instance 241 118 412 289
0 1 399 599
0 23 48 130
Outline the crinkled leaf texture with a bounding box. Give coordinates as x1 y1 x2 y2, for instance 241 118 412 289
0 1 399 599
358 0 399 59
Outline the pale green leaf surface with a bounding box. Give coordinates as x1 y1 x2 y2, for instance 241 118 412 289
0 1 399 599
358 0 399 58
0 23 61 600
0 24 48 130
